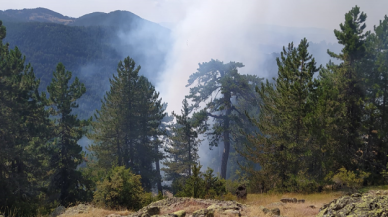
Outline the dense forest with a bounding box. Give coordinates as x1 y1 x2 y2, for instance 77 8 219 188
1 5 388 217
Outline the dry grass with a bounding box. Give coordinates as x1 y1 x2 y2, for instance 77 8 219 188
243 192 342 217
58 207 132 217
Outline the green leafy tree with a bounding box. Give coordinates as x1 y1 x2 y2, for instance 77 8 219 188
47 63 90 206
186 59 261 179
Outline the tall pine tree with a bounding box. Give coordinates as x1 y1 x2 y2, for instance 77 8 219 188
47 63 90 206
242 39 320 190
326 5 368 171
0 20 50 216
186 59 261 179
163 98 201 186
89 57 165 191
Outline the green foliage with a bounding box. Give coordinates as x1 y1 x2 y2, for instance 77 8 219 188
89 57 166 191
93 166 144 210
176 164 205 198
240 38 321 191
176 164 226 199
163 99 201 185
186 59 262 179
47 63 91 206
332 168 370 190
203 168 226 198
225 179 240 194
284 171 320 193
0 20 51 216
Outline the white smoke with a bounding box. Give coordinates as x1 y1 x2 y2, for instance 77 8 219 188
156 0 335 115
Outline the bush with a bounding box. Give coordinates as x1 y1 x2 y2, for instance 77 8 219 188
285 171 320 193
93 166 144 210
225 179 240 194
176 164 226 199
332 167 370 191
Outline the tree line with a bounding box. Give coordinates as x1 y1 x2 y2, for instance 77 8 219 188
2 5 388 216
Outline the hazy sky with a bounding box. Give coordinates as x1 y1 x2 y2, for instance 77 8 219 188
1 0 387 30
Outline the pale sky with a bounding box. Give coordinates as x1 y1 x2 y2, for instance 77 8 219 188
1 0 387 30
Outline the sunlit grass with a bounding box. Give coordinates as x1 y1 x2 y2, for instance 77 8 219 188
56 207 133 217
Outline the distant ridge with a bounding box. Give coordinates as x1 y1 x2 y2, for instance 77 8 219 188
0 7 75 25
70 10 142 27
0 7 166 30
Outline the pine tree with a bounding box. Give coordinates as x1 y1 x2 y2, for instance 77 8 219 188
89 57 165 191
163 99 201 184
360 14 388 181
186 59 261 179
327 5 368 170
0 20 50 216
242 39 320 190
136 76 166 191
47 63 90 206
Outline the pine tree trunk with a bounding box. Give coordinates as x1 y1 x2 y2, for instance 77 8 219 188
188 140 191 176
154 139 163 193
221 131 230 179
221 106 231 179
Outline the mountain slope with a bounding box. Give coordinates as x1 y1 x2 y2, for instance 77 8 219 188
0 7 75 24
0 8 171 119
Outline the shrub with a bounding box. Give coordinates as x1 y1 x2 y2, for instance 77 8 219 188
93 166 144 210
225 179 240 194
176 164 227 199
285 171 320 193
176 164 205 198
332 167 370 191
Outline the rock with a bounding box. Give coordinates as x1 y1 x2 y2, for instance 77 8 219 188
259 206 270 214
192 208 214 217
280 198 297 203
270 208 280 215
127 198 247 217
235 184 247 200
173 210 186 217
317 191 388 217
222 209 240 216
297 199 305 203
268 202 285 207
308 205 316 209
106 214 122 217
147 206 160 215
51 206 66 217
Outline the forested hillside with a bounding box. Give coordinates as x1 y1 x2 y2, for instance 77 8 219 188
0 8 171 118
